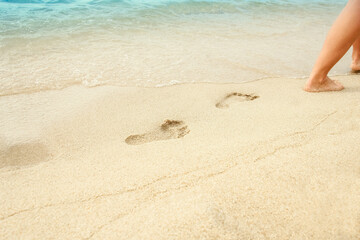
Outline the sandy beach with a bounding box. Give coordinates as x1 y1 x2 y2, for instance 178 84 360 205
0 75 359 239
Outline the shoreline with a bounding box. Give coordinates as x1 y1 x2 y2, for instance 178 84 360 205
1 75 360 239
0 72 356 99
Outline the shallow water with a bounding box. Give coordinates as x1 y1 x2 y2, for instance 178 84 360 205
0 0 348 96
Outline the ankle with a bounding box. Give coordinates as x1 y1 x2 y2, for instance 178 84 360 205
352 53 360 64
352 58 360 64
308 73 327 85
308 66 329 84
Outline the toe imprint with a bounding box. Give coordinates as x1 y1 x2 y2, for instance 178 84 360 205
216 92 259 109
125 119 190 145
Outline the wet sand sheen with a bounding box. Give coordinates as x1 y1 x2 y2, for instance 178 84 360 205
0 76 360 239
0 1 349 96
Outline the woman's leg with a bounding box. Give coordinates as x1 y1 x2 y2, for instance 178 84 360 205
351 36 360 71
304 0 360 92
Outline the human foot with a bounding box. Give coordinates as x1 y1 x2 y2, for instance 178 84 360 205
304 76 344 92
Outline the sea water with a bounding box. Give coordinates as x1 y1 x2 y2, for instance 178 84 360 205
0 0 348 96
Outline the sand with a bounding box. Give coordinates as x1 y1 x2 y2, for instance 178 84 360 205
0 75 360 239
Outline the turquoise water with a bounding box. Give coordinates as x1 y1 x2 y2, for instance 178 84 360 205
0 0 346 38
0 0 349 96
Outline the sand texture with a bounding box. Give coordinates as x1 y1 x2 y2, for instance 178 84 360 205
0 76 360 239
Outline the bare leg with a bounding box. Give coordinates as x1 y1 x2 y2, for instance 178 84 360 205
304 0 360 92
351 37 360 71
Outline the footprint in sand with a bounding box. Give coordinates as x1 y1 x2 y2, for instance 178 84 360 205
125 120 190 145
0 141 49 168
215 92 259 109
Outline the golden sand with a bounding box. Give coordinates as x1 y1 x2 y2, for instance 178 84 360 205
0 75 360 239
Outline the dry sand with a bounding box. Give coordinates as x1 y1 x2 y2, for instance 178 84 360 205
0 75 360 239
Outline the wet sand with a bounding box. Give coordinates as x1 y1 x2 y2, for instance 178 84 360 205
0 75 360 239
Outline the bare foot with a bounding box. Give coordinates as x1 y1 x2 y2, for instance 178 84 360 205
304 76 344 92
